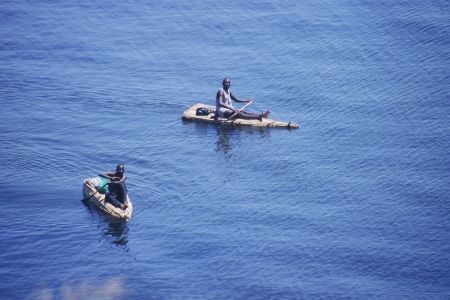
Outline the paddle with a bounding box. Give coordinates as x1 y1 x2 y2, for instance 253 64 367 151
225 100 254 120
81 181 108 203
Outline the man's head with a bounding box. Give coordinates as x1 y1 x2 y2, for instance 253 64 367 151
116 164 125 175
222 78 231 89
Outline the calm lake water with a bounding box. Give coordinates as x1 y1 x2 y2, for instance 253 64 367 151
1 1 449 299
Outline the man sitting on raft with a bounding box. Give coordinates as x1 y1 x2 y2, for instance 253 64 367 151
216 78 270 120
99 164 128 210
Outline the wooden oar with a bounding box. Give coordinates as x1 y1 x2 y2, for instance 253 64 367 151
226 100 254 120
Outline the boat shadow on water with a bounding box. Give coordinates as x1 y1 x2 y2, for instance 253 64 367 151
82 201 130 248
183 121 272 157
101 219 129 247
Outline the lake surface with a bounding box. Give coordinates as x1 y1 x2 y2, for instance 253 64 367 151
1 1 449 299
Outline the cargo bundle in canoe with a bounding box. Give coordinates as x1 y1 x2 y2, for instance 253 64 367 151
182 103 299 129
82 178 133 220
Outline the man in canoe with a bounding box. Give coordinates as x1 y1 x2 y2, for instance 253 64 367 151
99 164 128 210
216 78 270 120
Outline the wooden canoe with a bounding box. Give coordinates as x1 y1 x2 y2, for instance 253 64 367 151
82 179 133 220
182 103 299 129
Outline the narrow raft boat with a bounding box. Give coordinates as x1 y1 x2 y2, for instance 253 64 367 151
182 103 299 129
82 178 133 220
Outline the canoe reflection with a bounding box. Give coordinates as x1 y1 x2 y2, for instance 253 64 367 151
215 125 271 157
184 121 271 157
215 125 233 156
83 196 130 247
101 219 129 247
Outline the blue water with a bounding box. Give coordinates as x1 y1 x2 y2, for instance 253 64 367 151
1 1 449 299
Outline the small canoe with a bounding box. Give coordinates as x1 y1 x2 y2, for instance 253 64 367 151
182 103 299 129
82 178 133 220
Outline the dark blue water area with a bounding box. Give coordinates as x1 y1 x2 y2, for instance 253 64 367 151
1 0 450 299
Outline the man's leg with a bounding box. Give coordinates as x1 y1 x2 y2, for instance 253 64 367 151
109 182 127 203
106 193 122 207
239 111 261 119
117 182 128 205
239 110 270 120
223 110 270 120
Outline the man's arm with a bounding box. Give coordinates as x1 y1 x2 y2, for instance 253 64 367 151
230 92 253 104
98 172 115 180
116 175 128 183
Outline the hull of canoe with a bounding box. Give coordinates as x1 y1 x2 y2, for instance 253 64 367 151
182 103 299 129
82 179 133 220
